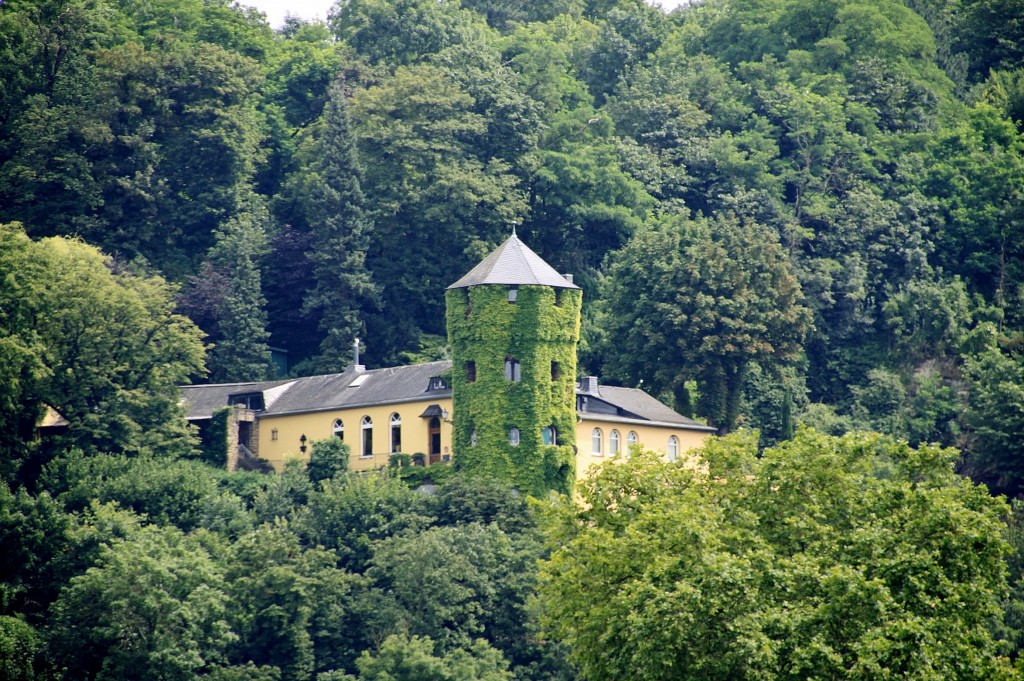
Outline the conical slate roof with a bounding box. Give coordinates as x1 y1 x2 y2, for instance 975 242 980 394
447 234 579 289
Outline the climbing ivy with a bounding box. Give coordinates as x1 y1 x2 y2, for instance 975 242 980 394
446 284 582 496
199 407 231 468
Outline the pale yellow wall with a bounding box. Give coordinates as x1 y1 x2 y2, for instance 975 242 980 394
574 418 711 480
257 397 454 472
254 401 709 479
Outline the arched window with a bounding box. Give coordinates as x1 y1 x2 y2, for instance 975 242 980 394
592 428 603 455
332 419 344 441
627 431 639 448
505 356 521 382
542 425 557 446
390 413 402 453
668 435 679 462
361 416 373 458
609 429 620 456
509 428 520 446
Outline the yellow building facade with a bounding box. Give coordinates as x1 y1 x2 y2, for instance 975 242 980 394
182 366 714 480
255 397 455 473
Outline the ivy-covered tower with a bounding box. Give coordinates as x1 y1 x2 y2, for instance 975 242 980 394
445 234 582 496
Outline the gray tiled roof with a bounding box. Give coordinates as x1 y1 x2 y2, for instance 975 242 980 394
180 379 292 420
266 361 452 415
447 235 579 290
180 362 453 420
583 385 716 431
180 362 711 431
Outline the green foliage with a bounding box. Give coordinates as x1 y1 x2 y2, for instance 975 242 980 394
958 0 1024 78
307 438 351 485
0 615 39 681
46 452 237 533
604 213 811 432
294 472 433 572
367 523 532 651
431 475 536 536
0 484 75 621
447 284 582 497
539 429 1015 681
206 195 273 383
253 460 312 525
0 225 205 467
347 634 511 681
49 525 235 681
353 62 529 362
964 344 1024 495
283 77 379 373
225 524 367 680
202 407 233 468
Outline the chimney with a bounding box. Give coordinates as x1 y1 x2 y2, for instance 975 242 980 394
563 273 574 284
352 338 365 373
578 376 599 394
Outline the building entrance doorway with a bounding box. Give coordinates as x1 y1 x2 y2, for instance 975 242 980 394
428 417 441 464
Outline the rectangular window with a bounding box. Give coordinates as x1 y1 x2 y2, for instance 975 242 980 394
508 286 518 303
466 361 476 383
505 357 521 382
551 361 560 381
391 426 402 453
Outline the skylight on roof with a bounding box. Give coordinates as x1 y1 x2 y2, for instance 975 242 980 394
349 374 369 387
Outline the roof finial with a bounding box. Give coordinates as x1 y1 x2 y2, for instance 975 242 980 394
510 220 519 238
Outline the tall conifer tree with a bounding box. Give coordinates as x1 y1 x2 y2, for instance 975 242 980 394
301 77 379 373
207 193 273 382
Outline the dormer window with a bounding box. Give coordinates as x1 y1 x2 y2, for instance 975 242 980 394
508 286 518 303
428 376 449 391
228 393 264 410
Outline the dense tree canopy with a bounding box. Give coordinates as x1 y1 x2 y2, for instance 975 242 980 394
539 431 1015 681
5 0 1024 677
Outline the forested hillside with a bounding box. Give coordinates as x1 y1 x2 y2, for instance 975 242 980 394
2 0 1024 486
3 0 1024 677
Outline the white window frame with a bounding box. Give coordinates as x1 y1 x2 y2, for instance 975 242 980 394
390 413 402 453
609 429 620 456
509 427 520 446
592 428 603 456
332 419 344 441
361 415 373 458
668 435 679 462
